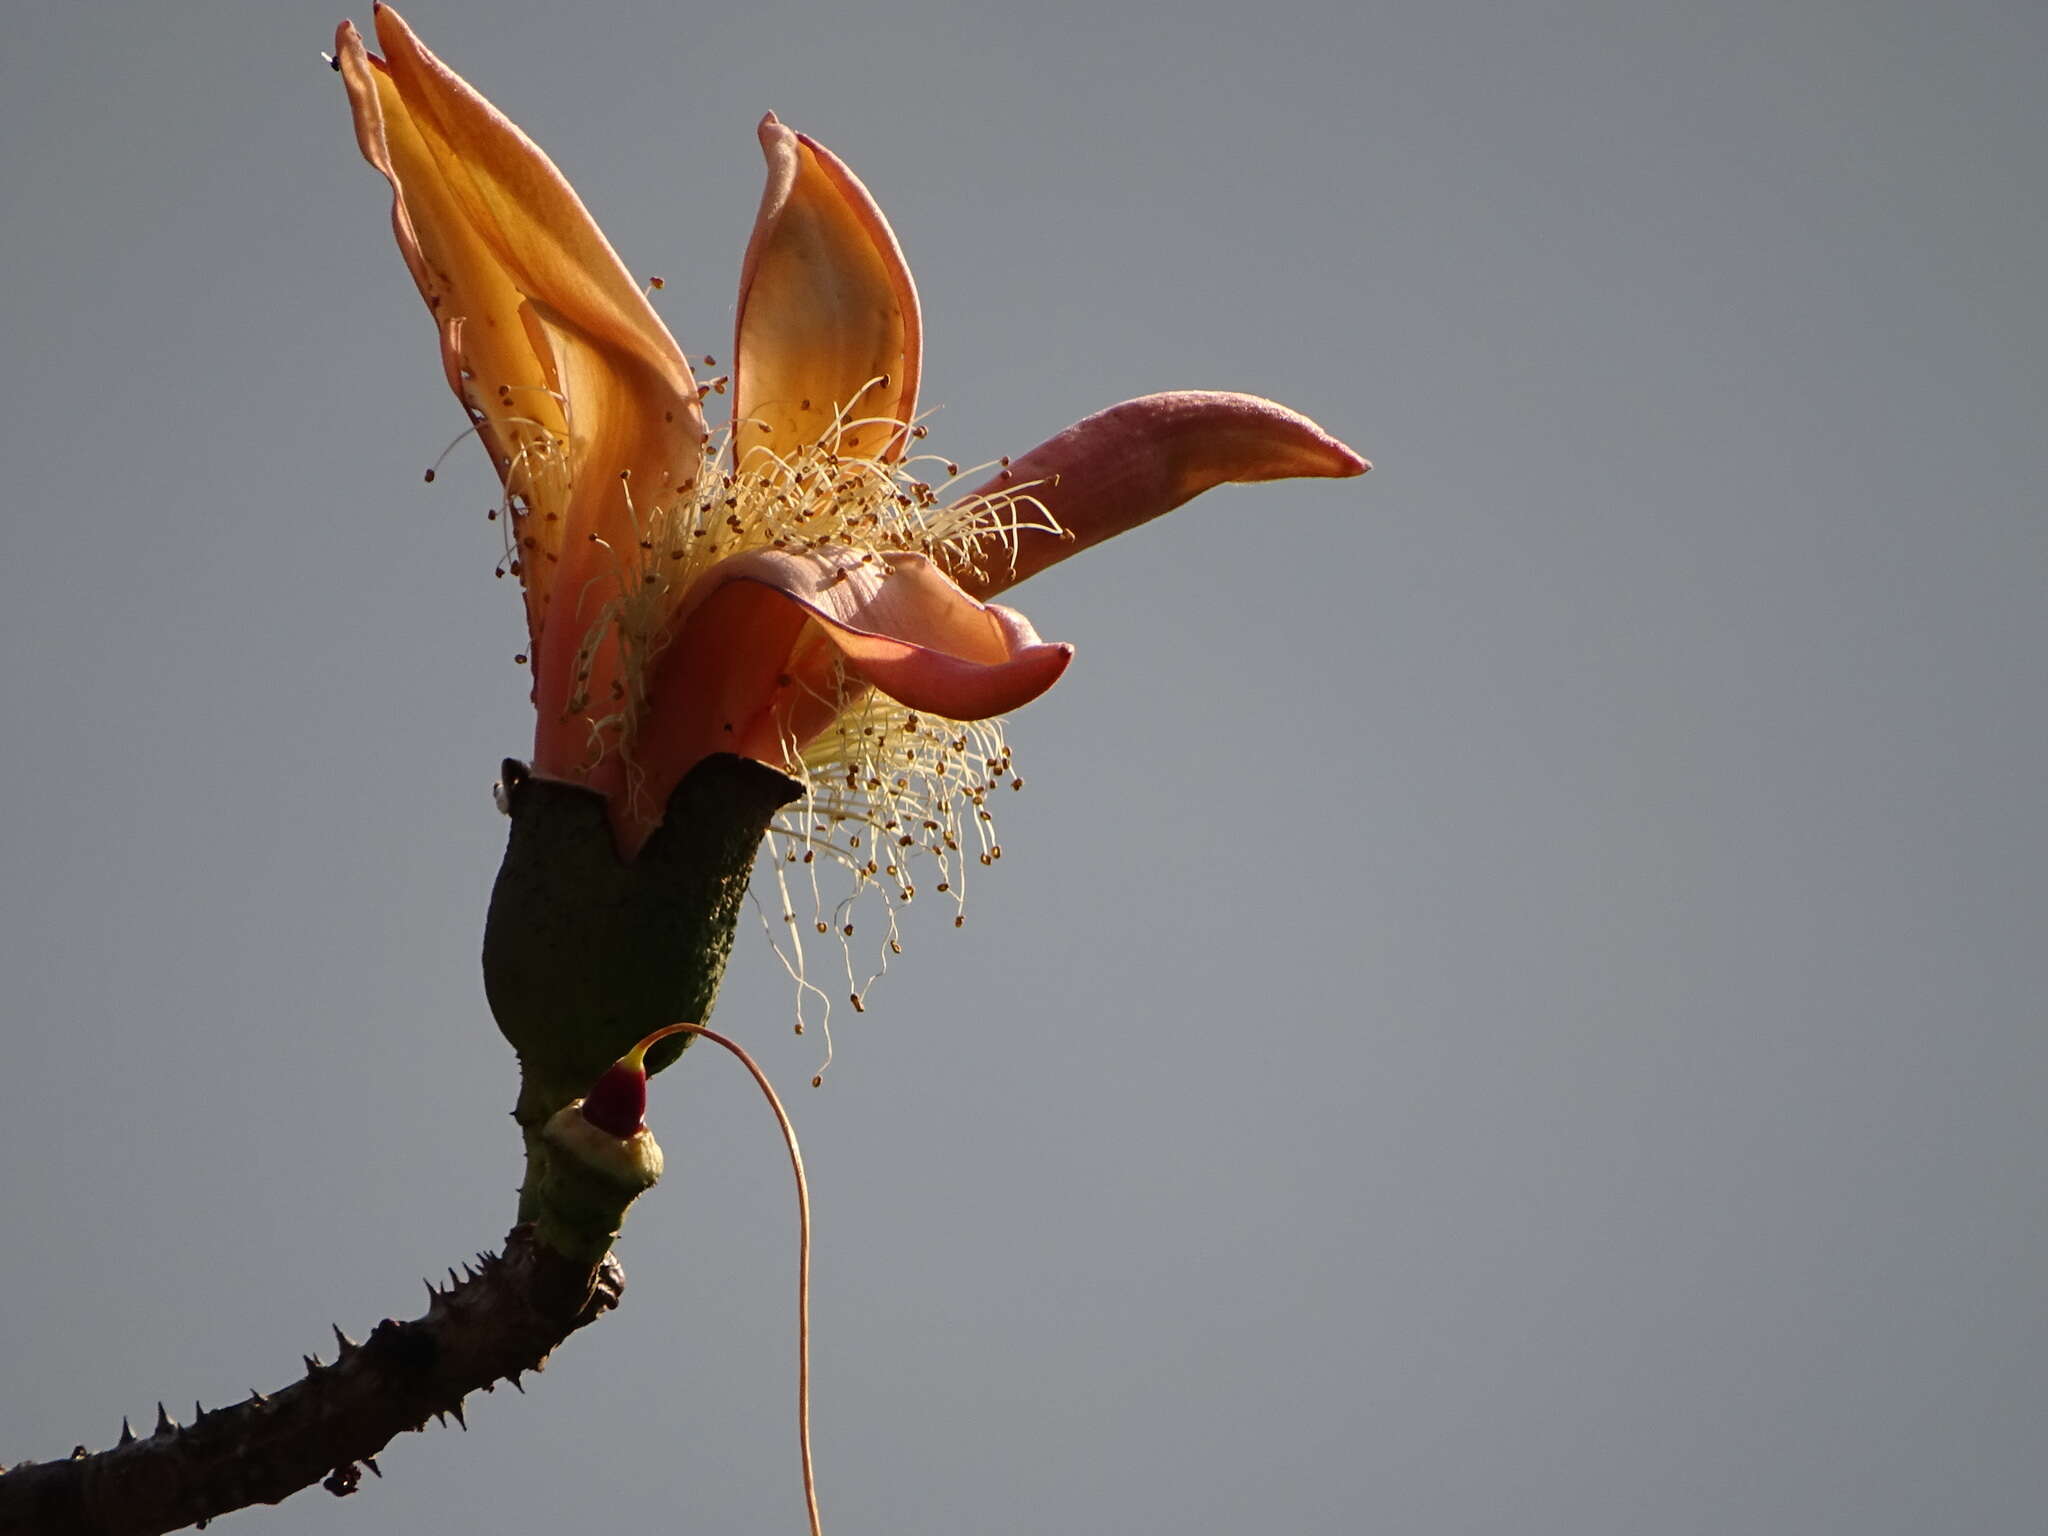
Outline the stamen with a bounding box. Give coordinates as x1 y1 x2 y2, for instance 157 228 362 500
512 403 1053 1028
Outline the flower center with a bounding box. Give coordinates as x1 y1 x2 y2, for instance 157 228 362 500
531 412 1055 1047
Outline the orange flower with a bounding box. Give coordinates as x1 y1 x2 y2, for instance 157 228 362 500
337 6 1366 861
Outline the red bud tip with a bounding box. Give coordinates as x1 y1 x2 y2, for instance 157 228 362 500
580 1023 700 1138
580 1059 648 1139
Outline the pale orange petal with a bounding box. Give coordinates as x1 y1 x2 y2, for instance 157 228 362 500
337 18 564 617
368 7 700 426
957 391 1369 598
616 549 1069 853
733 115 922 471
351 7 708 778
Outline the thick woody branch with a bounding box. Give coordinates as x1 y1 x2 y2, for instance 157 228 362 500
0 1226 622 1536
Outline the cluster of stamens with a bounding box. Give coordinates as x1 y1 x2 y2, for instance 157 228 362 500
474 388 1056 1050
767 699 1025 1048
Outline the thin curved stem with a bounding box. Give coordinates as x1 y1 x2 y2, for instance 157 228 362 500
639 1022 818 1536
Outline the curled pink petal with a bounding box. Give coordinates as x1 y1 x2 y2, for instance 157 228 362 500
958 391 1368 598
765 551 1071 718
615 549 1070 853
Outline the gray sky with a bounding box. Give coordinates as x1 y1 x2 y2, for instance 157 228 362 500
3 1 2044 1532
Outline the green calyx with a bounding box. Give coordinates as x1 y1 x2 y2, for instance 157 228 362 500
483 751 801 1229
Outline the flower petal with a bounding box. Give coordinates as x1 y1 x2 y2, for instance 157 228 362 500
763 551 1071 719
733 115 922 471
344 7 707 778
617 549 1069 852
337 19 565 591
956 391 1368 598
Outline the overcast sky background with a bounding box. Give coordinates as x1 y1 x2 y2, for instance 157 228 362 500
3 1 2044 1532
